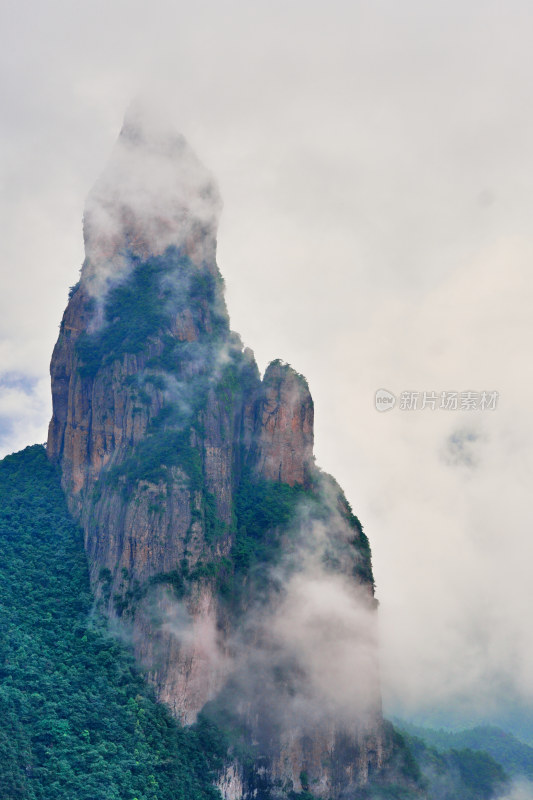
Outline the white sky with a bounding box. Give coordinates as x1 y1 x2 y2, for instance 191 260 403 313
1 0 533 736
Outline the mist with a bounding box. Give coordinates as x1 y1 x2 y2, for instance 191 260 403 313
497 779 533 800
81 100 221 301
152 472 381 738
2 0 533 739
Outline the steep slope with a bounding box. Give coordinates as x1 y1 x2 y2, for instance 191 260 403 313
47 108 392 798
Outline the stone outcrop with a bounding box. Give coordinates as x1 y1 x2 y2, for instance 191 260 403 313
252 360 314 486
47 111 392 798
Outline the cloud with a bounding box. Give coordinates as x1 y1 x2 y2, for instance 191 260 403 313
151 470 382 741
82 99 222 299
497 779 533 800
191 477 383 739
443 428 483 469
270 568 379 723
334 240 533 727
0 374 50 456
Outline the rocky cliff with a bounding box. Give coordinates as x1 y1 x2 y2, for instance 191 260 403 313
47 108 395 799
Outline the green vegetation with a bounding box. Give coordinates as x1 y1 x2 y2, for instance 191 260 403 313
76 257 171 376
342 495 374 587
106 423 202 494
264 359 309 391
186 470 312 605
397 720 533 781
404 733 509 800
204 491 227 543
348 724 509 800
450 748 508 798
0 445 222 800
76 248 228 377
231 469 311 573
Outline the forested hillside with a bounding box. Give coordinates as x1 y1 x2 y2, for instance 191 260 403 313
0 445 222 800
397 720 533 781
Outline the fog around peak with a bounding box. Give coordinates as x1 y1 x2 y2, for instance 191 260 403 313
82 102 222 298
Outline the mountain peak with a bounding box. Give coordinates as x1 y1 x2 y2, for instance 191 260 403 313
47 113 392 799
81 107 221 297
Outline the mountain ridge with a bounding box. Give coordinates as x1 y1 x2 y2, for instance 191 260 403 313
395 720 533 781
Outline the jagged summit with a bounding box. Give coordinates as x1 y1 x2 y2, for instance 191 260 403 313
47 113 396 799
82 104 221 298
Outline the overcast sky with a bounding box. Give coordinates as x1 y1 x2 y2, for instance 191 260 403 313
1 0 533 737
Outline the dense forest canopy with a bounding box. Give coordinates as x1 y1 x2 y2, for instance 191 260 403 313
0 445 222 800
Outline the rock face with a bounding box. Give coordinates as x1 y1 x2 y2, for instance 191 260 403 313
47 111 392 798
252 361 314 486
